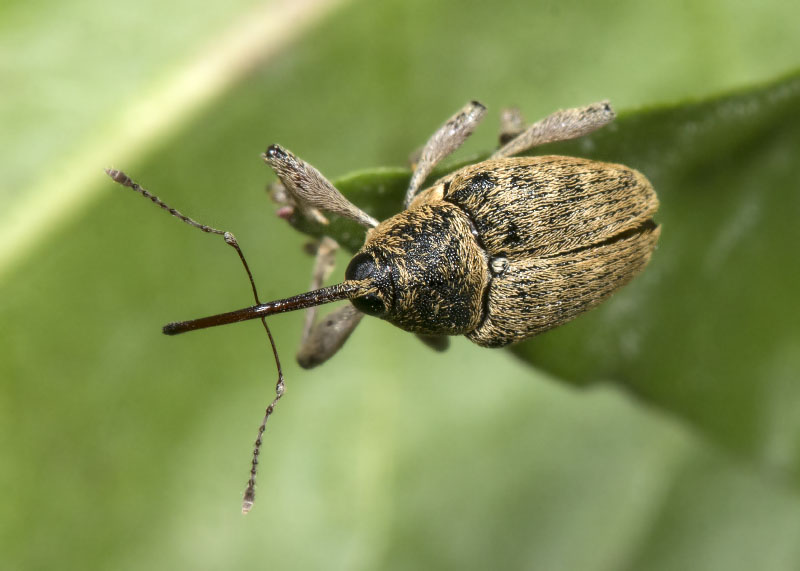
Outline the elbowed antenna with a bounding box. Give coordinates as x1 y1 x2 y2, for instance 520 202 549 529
162 280 372 335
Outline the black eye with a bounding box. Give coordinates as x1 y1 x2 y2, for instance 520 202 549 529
351 293 386 316
345 252 377 281
346 253 388 316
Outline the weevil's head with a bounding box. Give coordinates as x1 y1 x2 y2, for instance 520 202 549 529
162 205 488 340
344 204 489 336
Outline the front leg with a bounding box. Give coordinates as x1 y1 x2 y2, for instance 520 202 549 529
295 237 364 368
299 237 339 346
264 145 379 228
296 304 364 369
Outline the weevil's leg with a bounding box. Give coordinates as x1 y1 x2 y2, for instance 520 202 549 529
300 237 339 346
404 101 487 208
264 145 378 228
292 236 364 368
296 304 364 369
270 180 329 225
491 101 615 159
498 107 526 145
416 334 450 352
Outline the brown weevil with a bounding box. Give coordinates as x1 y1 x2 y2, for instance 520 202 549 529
107 100 659 512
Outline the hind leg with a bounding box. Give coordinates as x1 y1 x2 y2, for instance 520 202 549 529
492 101 615 159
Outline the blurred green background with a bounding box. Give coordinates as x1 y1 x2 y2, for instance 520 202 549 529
2 0 799 569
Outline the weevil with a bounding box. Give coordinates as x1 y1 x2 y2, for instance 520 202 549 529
107 100 659 512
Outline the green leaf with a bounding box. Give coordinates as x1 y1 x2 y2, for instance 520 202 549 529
297 74 800 480
513 74 800 473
